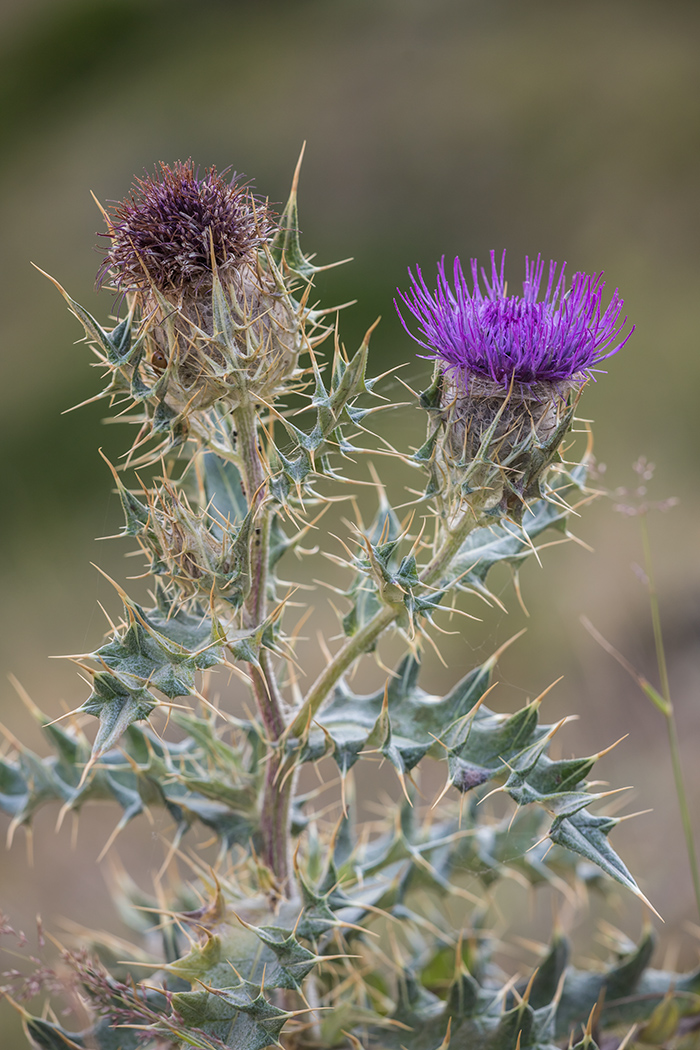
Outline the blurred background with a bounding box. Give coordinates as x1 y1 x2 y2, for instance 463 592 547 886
1 0 700 1042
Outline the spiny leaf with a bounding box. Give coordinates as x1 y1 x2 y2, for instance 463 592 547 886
94 614 215 700
203 451 248 528
268 144 318 280
270 335 376 498
0 711 262 850
80 671 158 759
34 266 141 367
168 912 320 994
22 1016 86 1050
446 700 546 791
548 809 640 899
173 983 289 1050
448 463 586 598
244 923 319 988
556 928 700 1037
296 648 495 775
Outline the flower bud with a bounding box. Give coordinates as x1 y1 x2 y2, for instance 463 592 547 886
132 475 253 609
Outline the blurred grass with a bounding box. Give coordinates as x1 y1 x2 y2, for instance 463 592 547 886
1 0 700 1043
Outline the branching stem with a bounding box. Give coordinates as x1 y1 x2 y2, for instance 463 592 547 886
289 497 480 737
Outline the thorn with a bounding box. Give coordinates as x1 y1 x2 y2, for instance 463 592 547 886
584 996 601 1040
512 570 530 617
615 808 653 822
565 529 595 553
90 561 130 602
529 676 565 709
96 818 128 864
590 734 629 762
0 719 28 752
502 519 543 568
340 1032 364 1050
616 1024 640 1050
395 769 413 807
484 628 527 672
632 886 664 923
525 832 551 855
581 616 670 715
431 776 455 810
448 681 498 736
90 189 112 228
291 140 306 197
477 783 506 806
436 1018 452 1050
521 967 539 1006
340 771 349 818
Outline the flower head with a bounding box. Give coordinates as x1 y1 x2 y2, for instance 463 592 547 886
396 251 633 388
90 161 304 437
98 160 272 294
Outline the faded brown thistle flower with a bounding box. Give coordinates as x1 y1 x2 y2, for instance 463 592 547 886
96 160 305 428
98 160 271 296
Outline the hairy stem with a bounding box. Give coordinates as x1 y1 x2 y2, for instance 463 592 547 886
258 651 295 892
640 514 700 919
419 498 479 588
234 397 291 888
288 605 397 738
236 399 271 629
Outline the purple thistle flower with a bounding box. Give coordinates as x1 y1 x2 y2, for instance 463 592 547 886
98 160 273 295
396 251 633 388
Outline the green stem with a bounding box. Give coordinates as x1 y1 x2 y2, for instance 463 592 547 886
640 515 672 705
419 501 479 589
289 499 479 738
289 605 396 738
640 513 700 919
665 715 700 917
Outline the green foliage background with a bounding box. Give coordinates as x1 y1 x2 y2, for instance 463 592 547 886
1 0 700 1045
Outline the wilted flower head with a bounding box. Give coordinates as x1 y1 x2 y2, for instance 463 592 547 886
90 161 304 436
98 160 272 295
396 251 633 389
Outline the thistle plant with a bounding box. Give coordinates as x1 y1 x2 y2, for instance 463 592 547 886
2 155 699 1050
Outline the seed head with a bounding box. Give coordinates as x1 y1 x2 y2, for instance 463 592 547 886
98 160 272 295
396 251 633 389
